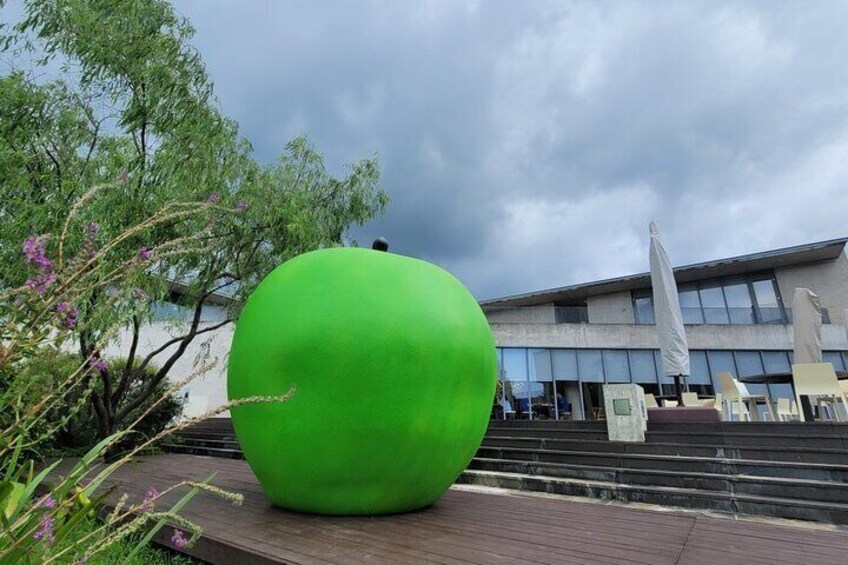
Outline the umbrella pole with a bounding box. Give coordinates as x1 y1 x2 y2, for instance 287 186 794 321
674 375 684 406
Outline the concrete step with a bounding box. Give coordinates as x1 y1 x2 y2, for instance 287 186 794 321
481 436 848 465
458 469 848 525
468 458 848 504
161 443 244 459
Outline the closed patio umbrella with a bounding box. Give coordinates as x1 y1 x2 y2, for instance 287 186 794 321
649 222 690 405
792 288 822 364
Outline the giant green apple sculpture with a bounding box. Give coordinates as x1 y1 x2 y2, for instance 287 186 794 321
227 245 497 515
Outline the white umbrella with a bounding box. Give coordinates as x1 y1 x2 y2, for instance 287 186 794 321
792 288 822 364
649 222 690 404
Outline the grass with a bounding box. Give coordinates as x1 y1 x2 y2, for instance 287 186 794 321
55 517 200 565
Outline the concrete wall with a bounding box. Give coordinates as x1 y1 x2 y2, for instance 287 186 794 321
491 321 848 351
587 291 635 324
484 303 556 324
776 253 848 325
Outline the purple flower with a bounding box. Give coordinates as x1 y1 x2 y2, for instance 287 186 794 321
23 236 51 268
140 487 158 511
25 272 57 294
236 199 248 211
86 222 100 235
208 192 220 204
138 247 153 261
88 357 107 372
35 495 56 509
33 515 54 544
55 302 69 313
171 528 188 549
64 307 78 328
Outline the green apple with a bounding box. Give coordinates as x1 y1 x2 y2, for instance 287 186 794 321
227 247 497 515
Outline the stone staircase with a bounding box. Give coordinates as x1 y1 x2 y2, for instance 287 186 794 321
163 418 848 525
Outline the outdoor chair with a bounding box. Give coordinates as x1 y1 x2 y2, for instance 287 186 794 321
644 393 659 408
700 393 724 420
681 392 700 406
792 363 848 422
775 398 798 422
662 399 678 407
717 372 753 421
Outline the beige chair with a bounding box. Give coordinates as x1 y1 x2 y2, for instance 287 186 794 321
644 393 659 408
700 393 724 420
717 372 752 421
662 399 678 407
792 363 848 422
775 398 798 422
681 392 700 406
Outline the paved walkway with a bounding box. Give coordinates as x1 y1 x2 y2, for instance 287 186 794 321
61 454 848 564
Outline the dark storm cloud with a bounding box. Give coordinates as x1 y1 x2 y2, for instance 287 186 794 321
179 1 848 299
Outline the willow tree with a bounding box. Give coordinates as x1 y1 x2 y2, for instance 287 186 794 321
0 0 388 437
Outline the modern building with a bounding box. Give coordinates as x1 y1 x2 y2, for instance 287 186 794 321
482 237 848 421
128 237 848 420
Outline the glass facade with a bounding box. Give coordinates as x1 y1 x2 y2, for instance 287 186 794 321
633 272 788 325
495 347 848 421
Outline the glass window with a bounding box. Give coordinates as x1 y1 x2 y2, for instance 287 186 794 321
529 349 553 381
762 351 790 374
502 348 528 382
724 281 755 324
699 285 729 324
823 351 846 372
577 350 604 382
689 351 710 385
633 295 654 324
707 350 736 382
629 350 657 383
843 352 848 371
735 351 764 377
678 286 704 324
654 349 676 384
603 350 630 383
752 279 783 324
552 350 579 381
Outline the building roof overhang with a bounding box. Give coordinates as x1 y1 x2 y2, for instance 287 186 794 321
480 237 848 309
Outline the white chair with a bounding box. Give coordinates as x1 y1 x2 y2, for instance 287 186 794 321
681 392 700 406
662 399 679 407
792 363 848 422
644 393 659 408
775 398 798 422
700 393 724 420
717 372 752 421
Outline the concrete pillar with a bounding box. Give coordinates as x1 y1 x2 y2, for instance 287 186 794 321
602 384 647 442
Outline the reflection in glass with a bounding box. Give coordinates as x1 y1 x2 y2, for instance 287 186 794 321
629 350 657 383
603 350 630 382
823 351 846 371
577 350 604 382
552 350 578 381
634 295 655 324
762 351 790 374
699 285 729 324
678 286 704 324
724 282 755 324
689 351 711 385
752 279 784 323
735 351 764 377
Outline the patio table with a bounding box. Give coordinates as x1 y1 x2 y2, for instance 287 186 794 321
738 370 848 421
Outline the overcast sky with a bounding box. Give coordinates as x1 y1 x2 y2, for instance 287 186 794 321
169 2 848 298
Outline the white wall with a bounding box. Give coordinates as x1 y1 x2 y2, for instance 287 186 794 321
104 321 234 419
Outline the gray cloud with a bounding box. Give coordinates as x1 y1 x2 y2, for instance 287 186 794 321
178 1 848 299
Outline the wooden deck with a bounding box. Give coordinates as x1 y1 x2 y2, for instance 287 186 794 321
67 454 848 564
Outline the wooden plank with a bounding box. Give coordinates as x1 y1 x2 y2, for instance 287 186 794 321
50 454 848 565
